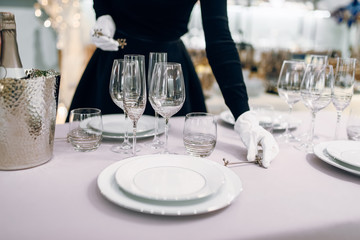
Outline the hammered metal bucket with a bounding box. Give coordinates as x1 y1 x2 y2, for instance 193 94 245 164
0 70 60 170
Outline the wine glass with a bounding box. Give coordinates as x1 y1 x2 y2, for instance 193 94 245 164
149 62 186 153
123 54 147 155
276 60 306 143
301 54 328 141
108 59 132 154
332 58 357 139
297 64 334 153
147 52 167 149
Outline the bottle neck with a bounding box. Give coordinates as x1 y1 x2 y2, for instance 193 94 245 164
0 30 23 68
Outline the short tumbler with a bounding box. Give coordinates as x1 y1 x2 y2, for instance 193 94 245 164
183 112 217 157
68 108 103 151
347 108 360 141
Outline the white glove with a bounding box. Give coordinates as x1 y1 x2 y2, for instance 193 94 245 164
91 15 119 51
234 111 279 168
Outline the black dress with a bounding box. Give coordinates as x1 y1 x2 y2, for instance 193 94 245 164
68 0 249 120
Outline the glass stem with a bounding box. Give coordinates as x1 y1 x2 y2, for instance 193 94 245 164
123 113 129 144
164 118 169 153
335 110 342 139
309 111 316 144
153 112 159 141
285 105 293 140
132 120 137 155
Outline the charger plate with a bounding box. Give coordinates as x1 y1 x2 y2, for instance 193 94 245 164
97 154 243 216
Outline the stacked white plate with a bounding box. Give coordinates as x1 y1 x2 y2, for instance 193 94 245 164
313 140 360 176
84 114 166 139
97 154 243 216
219 110 300 132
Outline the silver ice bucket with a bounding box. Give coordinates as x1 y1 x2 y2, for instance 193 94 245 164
0 69 60 170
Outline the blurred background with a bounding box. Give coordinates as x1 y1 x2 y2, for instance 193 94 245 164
1 0 359 123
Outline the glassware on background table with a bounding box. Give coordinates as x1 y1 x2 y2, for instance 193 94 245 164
68 108 103 152
332 58 357 139
297 64 334 153
147 52 167 149
109 59 132 154
307 54 328 66
276 60 306 143
347 108 360 141
123 54 147 155
183 112 217 157
149 62 186 153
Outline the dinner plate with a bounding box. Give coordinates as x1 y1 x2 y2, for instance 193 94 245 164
90 114 156 135
313 141 360 176
219 110 300 131
82 114 165 139
97 154 243 216
326 141 360 168
115 155 225 201
220 110 236 125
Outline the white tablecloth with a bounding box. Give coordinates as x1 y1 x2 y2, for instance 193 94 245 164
1 111 360 240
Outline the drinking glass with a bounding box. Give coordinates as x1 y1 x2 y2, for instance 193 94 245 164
68 108 102 152
347 108 360 141
123 54 147 155
183 112 217 157
308 54 328 66
276 60 306 142
149 62 186 153
298 64 334 153
109 59 132 154
332 58 357 139
147 52 167 149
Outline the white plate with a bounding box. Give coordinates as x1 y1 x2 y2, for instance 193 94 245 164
220 110 236 125
326 141 360 168
97 154 243 216
83 114 165 139
313 141 360 176
115 155 225 201
271 119 301 131
90 114 155 135
219 110 300 131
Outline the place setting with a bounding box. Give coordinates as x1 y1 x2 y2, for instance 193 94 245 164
96 54 243 215
302 56 360 176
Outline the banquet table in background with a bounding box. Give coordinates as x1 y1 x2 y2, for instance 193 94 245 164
1 111 360 240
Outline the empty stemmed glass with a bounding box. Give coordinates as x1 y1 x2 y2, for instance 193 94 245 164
147 52 167 149
297 64 334 153
123 54 147 155
277 60 306 143
149 62 185 154
332 58 357 139
109 59 132 153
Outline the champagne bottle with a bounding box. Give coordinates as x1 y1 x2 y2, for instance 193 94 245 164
0 12 25 79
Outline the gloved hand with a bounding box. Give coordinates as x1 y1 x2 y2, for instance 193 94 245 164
91 15 119 51
234 111 279 168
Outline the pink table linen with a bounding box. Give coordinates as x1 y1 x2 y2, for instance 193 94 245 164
1 111 360 240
